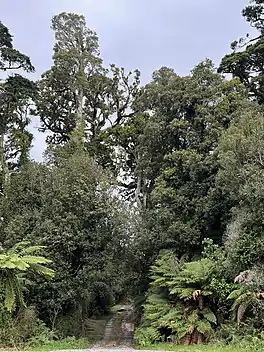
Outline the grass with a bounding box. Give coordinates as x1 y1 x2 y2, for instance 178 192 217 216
29 338 89 351
0 342 257 352
135 343 256 352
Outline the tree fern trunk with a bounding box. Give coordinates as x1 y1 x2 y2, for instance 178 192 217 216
197 331 203 345
183 333 192 345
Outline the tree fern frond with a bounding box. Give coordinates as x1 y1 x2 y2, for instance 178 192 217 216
22 256 52 265
0 242 54 311
202 307 217 324
196 319 213 335
227 288 245 300
12 274 25 308
29 263 55 279
4 275 16 312
7 241 31 254
170 287 194 299
20 245 46 255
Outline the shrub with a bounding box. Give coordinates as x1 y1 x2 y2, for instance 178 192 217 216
0 307 52 348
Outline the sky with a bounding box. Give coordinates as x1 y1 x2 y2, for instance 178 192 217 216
1 0 253 160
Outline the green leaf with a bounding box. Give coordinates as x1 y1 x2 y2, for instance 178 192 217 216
14 260 29 271
0 261 17 269
196 319 213 335
227 288 245 300
202 308 217 324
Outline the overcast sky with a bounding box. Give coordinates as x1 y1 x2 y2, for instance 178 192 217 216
1 0 252 160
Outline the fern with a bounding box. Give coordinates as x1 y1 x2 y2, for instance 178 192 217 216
4 274 16 312
202 307 217 324
170 287 194 298
227 287 246 300
0 242 55 312
150 250 180 287
141 250 219 345
196 319 213 335
228 285 263 324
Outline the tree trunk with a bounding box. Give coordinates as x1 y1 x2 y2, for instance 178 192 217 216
197 332 203 345
135 174 142 209
0 132 9 194
183 333 192 345
72 50 86 149
77 87 84 123
198 295 204 310
142 177 147 209
237 304 246 325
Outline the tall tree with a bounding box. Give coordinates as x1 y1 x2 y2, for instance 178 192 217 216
219 1 264 103
35 13 140 168
217 102 264 273
108 66 188 208
0 21 35 193
36 12 103 145
132 61 247 270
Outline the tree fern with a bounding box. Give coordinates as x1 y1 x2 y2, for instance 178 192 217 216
141 250 220 345
228 286 262 324
0 242 54 312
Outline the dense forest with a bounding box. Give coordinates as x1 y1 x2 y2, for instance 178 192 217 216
1 0 264 349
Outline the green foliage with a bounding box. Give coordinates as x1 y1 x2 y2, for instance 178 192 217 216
30 337 89 351
35 12 140 172
217 103 264 272
139 245 232 345
0 150 133 330
134 327 161 346
0 242 54 312
133 62 247 273
0 21 34 72
0 22 35 194
219 1 264 104
0 307 52 348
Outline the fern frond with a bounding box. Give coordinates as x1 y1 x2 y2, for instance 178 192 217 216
29 263 55 279
4 275 16 312
0 243 54 312
227 287 245 300
22 256 52 265
7 241 31 254
170 287 194 299
196 319 213 335
12 274 25 308
202 307 217 324
21 245 46 255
